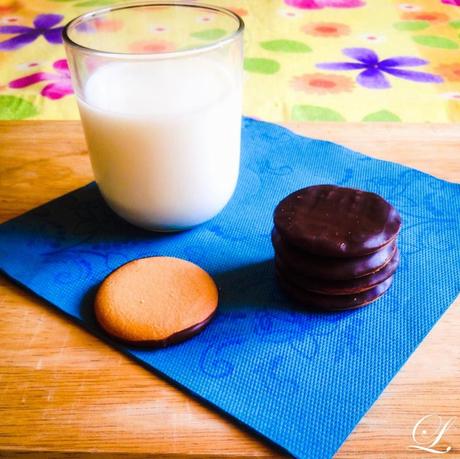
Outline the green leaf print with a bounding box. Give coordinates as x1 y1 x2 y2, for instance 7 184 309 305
260 40 311 53
0 96 38 120
363 110 401 122
413 35 459 49
191 29 227 41
292 105 345 122
393 21 429 31
244 58 280 74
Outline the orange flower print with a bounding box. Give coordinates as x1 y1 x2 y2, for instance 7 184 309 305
436 63 460 82
291 73 354 94
302 22 350 37
129 40 175 53
93 19 123 33
81 18 123 33
0 1 21 15
229 7 248 16
401 11 449 22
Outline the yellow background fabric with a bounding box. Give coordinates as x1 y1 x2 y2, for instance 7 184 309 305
0 0 459 121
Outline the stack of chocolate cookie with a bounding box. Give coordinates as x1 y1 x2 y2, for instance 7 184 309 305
272 185 401 311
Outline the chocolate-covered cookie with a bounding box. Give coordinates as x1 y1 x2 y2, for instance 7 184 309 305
276 248 399 295
272 228 396 280
277 273 393 311
94 257 218 347
274 185 401 257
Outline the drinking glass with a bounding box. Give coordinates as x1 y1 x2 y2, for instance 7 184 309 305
63 2 244 231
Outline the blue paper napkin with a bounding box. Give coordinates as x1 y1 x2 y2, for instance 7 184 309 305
1 118 459 459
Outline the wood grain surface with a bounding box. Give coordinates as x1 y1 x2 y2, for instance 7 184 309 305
0 121 459 459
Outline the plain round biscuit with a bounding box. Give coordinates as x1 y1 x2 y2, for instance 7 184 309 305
94 257 218 347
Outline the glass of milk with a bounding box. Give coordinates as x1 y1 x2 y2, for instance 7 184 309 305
63 3 244 231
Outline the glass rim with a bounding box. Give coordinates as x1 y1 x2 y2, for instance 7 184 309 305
63 1 244 59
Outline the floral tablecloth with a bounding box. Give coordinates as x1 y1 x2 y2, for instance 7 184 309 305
0 0 459 122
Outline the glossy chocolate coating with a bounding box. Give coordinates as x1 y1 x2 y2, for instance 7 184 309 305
99 309 216 348
274 185 401 257
277 274 393 311
276 249 399 295
272 228 396 280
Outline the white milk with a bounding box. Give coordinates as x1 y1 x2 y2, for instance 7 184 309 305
77 58 241 230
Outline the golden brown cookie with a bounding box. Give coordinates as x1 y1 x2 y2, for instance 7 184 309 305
94 257 218 347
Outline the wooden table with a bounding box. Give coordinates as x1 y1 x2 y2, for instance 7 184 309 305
0 121 459 459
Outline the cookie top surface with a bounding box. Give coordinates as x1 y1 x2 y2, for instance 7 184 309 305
94 257 218 347
274 185 401 257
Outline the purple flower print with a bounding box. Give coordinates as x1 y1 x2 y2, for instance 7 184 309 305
0 14 64 51
317 48 443 89
9 59 73 100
